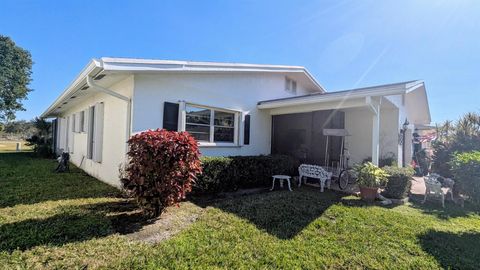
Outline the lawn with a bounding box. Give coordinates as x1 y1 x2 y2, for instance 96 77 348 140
1 153 479 269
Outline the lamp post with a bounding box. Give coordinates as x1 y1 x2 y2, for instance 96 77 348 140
402 119 409 167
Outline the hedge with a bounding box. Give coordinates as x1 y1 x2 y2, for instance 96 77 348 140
382 166 414 199
451 151 480 204
194 155 296 194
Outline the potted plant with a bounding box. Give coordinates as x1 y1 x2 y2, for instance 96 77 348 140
354 162 389 202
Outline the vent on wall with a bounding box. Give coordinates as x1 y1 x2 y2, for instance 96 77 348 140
94 74 106 80
285 77 297 94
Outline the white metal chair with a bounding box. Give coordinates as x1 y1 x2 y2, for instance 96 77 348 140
298 164 333 192
423 174 454 207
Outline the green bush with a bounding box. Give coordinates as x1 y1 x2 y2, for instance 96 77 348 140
362 154 397 167
194 155 295 194
354 162 388 188
432 113 480 177
382 166 414 199
450 151 480 204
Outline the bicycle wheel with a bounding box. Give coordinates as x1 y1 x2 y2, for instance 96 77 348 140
338 170 350 190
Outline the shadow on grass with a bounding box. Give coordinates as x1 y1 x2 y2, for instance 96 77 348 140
192 186 348 239
419 230 480 269
409 194 479 220
0 152 121 208
0 200 153 252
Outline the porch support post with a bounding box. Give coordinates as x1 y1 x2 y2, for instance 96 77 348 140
371 110 380 166
366 96 381 166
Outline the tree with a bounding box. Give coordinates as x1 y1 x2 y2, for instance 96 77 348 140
0 35 33 122
26 118 53 158
432 112 480 177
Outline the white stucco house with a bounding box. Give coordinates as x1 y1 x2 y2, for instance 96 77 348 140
41 57 431 187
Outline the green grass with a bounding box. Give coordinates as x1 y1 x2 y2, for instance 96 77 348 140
1 153 479 269
0 141 32 153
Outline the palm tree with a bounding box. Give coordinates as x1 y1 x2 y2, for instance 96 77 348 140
32 117 51 138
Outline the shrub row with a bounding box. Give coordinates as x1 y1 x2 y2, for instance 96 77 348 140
451 151 480 204
194 155 296 194
382 166 414 199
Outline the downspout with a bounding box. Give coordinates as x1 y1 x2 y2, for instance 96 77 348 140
86 75 132 153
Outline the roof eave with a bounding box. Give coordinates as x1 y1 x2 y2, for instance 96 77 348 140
258 87 407 109
40 59 103 118
100 58 326 93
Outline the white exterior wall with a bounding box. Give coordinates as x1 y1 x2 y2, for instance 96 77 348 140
344 100 404 166
132 73 313 157
385 95 411 166
344 108 373 165
379 107 400 163
57 76 134 187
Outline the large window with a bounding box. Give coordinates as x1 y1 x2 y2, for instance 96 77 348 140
185 104 237 144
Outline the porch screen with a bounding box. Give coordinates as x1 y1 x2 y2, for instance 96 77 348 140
271 110 345 166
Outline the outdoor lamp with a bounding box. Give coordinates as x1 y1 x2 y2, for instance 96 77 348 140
401 118 409 167
399 118 409 145
403 119 410 130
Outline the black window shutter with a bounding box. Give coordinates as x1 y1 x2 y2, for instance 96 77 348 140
244 114 250 145
163 102 179 131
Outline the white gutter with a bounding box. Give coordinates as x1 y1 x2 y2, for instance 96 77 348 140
86 76 129 102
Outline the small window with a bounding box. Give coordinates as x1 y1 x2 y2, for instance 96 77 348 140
185 104 237 144
71 114 76 132
285 78 297 94
79 111 85 132
87 107 95 159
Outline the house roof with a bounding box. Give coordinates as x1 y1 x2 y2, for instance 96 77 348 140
258 80 421 106
258 80 431 124
41 57 325 118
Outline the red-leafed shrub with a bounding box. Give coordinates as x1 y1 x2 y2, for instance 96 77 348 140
121 129 202 217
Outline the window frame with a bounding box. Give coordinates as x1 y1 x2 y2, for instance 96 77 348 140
184 103 240 147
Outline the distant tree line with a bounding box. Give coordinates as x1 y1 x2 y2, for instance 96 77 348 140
0 119 37 139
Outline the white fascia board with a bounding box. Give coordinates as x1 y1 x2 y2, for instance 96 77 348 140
101 58 326 93
100 57 305 70
40 59 102 118
258 86 407 109
405 81 425 93
406 82 431 124
303 68 326 93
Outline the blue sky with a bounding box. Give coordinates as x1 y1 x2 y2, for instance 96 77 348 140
1 0 479 123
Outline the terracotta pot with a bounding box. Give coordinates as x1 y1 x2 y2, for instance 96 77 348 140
359 186 379 202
